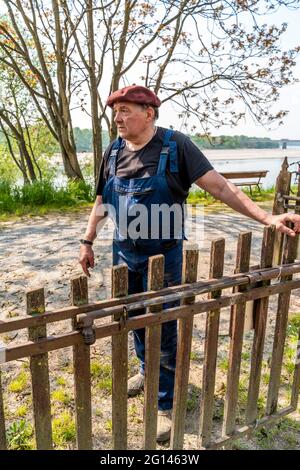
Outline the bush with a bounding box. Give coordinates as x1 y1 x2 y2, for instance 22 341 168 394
0 179 95 216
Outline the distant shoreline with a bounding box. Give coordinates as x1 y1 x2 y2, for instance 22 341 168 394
203 147 300 160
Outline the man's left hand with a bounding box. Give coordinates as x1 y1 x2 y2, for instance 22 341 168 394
265 213 300 237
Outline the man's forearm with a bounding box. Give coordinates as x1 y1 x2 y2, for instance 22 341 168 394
84 196 107 242
217 181 272 225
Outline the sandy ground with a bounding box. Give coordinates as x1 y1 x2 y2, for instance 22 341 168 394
0 203 300 450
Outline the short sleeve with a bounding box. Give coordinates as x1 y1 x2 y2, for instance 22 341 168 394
96 144 114 196
182 137 214 186
95 157 106 196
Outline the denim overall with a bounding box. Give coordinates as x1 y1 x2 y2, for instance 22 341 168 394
102 130 184 410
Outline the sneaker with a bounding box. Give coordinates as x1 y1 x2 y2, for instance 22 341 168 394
127 372 144 397
156 409 172 442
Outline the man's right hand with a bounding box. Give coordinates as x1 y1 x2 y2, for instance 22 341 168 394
79 244 95 277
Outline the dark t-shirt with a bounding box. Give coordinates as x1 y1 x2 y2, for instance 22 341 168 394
96 126 214 204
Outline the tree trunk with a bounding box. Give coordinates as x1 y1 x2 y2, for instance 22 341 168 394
18 141 37 183
86 0 103 185
53 0 84 181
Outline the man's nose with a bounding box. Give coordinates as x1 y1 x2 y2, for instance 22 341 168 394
114 112 122 123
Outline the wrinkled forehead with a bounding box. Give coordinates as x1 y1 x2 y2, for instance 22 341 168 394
112 101 143 112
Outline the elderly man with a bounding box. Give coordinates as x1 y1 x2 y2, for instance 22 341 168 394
79 85 300 442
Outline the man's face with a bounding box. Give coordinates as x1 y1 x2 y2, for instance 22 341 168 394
113 101 153 140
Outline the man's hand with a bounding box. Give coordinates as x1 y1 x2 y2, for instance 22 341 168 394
263 213 300 237
79 244 95 277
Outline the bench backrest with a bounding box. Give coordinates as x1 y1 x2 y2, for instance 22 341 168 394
220 171 268 179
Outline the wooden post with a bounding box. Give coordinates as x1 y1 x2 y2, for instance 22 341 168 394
199 239 225 447
171 248 198 450
111 264 128 450
0 369 6 450
272 157 291 265
246 225 276 424
296 171 300 257
229 233 252 335
143 255 164 450
71 276 93 450
222 233 251 436
266 226 298 415
27 288 53 450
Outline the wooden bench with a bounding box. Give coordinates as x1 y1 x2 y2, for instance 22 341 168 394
220 170 269 195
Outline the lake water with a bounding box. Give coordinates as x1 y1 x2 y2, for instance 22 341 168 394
203 148 300 188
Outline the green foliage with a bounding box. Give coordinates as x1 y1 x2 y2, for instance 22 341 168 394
73 128 110 152
14 405 29 418
0 145 21 183
8 371 29 393
287 312 300 338
0 179 95 218
104 419 113 432
51 389 72 405
191 134 279 149
187 186 275 205
52 411 76 448
91 359 112 395
6 420 34 450
187 384 200 411
55 376 67 387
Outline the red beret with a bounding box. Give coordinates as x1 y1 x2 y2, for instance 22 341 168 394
106 85 161 108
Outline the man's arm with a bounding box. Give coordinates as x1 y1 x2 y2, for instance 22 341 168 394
79 195 107 277
196 170 300 237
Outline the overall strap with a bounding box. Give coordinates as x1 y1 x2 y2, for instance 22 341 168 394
107 137 124 176
156 129 179 175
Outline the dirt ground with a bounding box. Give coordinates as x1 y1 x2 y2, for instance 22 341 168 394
0 202 300 450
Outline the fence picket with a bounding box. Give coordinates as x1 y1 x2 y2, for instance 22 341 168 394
71 276 93 450
171 248 199 450
222 233 251 436
27 288 53 450
111 264 128 450
266 227 298 415
246 225 276 424
143 255 164 450
199 239 225 447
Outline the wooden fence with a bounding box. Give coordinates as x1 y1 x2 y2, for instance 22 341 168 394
0 223 300 450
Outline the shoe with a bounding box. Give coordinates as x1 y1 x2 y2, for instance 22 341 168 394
127 372 144 397
156 409 172 442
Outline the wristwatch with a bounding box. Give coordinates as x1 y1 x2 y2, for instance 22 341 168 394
80 239 93 246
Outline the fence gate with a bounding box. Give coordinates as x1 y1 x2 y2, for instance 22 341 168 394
0 225 300 450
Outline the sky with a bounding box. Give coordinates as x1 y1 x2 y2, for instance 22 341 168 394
70 4 300 140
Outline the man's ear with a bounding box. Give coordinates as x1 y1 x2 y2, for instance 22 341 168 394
146 106 155 121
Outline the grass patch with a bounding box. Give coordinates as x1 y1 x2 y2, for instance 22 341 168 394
14 404 29 418
104 419 112 432
52 411 76 448
187 384 200 411
218 356 229 373
254 416 300 450
190 351 202 362
51 389 72 405
187 186 275 206
8 371 30 393
55 377 67 387
0 179 94 221
91 360 112 395
6 420 34 450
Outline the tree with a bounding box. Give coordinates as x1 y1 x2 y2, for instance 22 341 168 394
0 1 84 180
1 0 299 185
0 66 41 183
64 0 299 175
